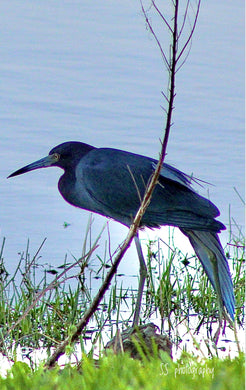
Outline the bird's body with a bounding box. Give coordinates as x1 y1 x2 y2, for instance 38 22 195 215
8 141 235 321
50 142 223 230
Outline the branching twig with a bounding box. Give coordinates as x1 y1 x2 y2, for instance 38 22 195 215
140 1 170 70
176 0 201 63
152 0 173 33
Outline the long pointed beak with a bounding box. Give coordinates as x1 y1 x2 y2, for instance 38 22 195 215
7 153 58 178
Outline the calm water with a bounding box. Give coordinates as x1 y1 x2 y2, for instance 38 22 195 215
1 1 244 282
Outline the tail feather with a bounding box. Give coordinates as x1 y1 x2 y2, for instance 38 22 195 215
181 229 235 320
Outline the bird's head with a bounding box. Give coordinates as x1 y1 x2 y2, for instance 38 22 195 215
7 141 95 178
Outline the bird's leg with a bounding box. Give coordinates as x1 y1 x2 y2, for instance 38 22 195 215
132 234 147 326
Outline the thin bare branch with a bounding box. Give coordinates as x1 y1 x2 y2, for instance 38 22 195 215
176 0 201 63
177 0 190 40
175 36 192 72
140 0 170 70
152 0 173 33
160 105 168 114
161 90 169 103
127 165 143 203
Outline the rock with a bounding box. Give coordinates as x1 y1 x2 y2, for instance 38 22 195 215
105 323 172 359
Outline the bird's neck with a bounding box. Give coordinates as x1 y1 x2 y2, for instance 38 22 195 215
58 170 79 208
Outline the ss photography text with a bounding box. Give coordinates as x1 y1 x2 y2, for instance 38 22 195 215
160 361 215 378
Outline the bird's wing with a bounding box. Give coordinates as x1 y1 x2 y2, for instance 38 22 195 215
152 162 221 220
77 148 222 229
153 162 194 189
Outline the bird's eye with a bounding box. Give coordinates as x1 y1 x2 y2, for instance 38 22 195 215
53 153 60 161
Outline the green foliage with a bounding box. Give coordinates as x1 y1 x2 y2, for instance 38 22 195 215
0 216 244 368
0 353 244 390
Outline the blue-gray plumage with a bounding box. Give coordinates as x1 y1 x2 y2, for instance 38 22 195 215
8 141 235 321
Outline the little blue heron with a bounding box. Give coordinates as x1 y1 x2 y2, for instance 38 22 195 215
8 141 235 323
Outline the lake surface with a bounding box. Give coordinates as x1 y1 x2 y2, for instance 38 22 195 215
1 1 244 284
